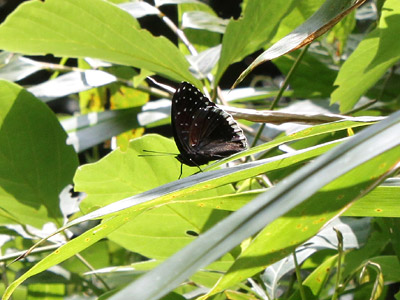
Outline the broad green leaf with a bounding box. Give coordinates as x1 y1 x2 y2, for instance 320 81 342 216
381 218 400 262
108 204 230 259
0 80 78 227
70 120 375 227
0 0 200 85
268 0 325 44
232 0 366 88
107 112 400 300
75 134 194 213
331 0 400 112
214 0 296 85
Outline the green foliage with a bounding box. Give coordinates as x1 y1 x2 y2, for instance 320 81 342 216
0 0 399 300
0 81 78 227
331 0 400 112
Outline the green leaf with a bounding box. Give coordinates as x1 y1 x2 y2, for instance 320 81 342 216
27 283 65 299
369 256 400 283
0 0 200 85
106 112 400 299
331 0 400 112
0 80 78 227
232 0 366 88
343 186 400 217
214 0 296 85
175 186 400 218
75 134 194 213
108 199 232 259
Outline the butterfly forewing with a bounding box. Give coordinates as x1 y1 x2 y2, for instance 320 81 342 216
171 82 214 157
172 81 247 166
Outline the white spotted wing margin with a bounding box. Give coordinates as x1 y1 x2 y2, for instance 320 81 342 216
171 81 248 167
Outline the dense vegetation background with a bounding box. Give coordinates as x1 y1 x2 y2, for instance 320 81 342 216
0 0 400 299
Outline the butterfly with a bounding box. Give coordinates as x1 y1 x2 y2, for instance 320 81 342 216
171 81 248 174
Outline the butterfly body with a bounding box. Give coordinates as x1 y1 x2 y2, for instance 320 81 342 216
172 82 247 167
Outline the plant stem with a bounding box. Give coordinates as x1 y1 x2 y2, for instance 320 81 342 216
342 99 377 115
293 250 307 300
332 228 344 300
251 44 310 148
75 253 111 291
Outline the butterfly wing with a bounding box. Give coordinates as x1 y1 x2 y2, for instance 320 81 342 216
189 106 247 162
172 81 247 166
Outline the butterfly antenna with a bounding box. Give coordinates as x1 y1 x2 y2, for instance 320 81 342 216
138 149 178 157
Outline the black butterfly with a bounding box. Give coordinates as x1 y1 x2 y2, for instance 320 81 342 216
172 81 248 171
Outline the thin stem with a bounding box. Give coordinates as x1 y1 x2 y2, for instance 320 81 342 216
158 9 215 91
377 65 396 102
159 12 198 56
342 99 377 115
332 228 344 300
0 244 62 263
293 250 307 300
75 253 111 291
50 57 69 79
251 44 310 148
269 44 310 111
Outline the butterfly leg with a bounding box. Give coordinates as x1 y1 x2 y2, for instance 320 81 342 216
189 158 203 175
178 160 204 179
178 163 184 180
